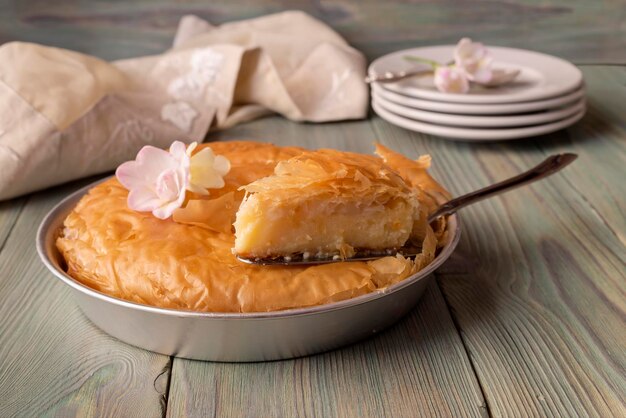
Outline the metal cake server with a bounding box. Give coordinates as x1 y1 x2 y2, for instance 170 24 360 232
237 153 577 266
365 66 520 86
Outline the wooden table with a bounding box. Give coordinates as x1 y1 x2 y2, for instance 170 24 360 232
0 1 624 417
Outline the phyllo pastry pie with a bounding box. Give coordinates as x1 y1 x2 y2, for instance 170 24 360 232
234 149 420 259
56 141 450 313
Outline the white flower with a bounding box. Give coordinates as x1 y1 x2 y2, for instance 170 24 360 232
434 66 470 94
185 143 231 195
116 141 231 219
453 37 493 83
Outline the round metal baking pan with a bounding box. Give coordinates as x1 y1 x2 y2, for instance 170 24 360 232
37 179 461 362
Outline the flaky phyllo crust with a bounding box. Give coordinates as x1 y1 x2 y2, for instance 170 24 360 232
56 141 451 312
235 149 422 258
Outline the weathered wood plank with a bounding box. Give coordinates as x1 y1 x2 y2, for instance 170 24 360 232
1 0 624 63
0 1 623 415
165 117 487 417
0 197 25 252
369 65 626 416
208 117 375 153
542 66 626 242
167 283 487 418
0 180 171 417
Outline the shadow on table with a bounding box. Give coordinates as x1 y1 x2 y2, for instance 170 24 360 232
431 108 610 153
275 211 506 371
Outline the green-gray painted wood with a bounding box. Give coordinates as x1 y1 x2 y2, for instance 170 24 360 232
167 284 488 418
0 0 624 63
368 66 626 416
0 1 625 416
165 117 488 418
179 65 625 417
0 181 171 418
0 197 25 251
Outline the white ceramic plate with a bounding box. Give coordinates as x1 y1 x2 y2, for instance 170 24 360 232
369 46 582 104
372 100 585 141
371 83 586 115
373 93 586 128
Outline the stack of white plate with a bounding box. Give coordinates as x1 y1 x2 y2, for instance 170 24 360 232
369 46 585 141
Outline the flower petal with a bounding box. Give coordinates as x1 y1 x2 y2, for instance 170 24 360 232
186 141 198 156
197 171 225 189
116 141 192 220
434 66 469 94
117 146 179 190
169 140 187 156
155 168 183 202
127 188 162 212
469 66 493 83
455 38 473 55
190 147 215 166
152 188 187 219
189 148 230 190
213 155 231 176
136 145 180 175
453 37 493 82
187 183 210 196
115 161 145 191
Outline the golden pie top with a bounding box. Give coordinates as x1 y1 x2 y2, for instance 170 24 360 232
56 141 449 312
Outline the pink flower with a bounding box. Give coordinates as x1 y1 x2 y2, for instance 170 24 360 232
434 66 470 94
116 141 230 219
454 37 493 83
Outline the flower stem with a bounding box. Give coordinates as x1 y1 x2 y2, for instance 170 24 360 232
403 55 442 68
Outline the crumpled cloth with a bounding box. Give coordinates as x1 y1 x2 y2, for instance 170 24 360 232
0 11 368 200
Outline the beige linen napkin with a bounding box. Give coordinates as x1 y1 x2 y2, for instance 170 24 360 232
0 11 367 200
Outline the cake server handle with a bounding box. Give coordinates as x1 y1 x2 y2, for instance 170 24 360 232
427 153 578 223
236 153 577 266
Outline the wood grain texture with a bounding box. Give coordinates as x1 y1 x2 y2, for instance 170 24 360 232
167 284 487 418
369 65 626 416
164 117 487 417
0 0 624 63
0 181 171 418
552 66 626 242
0 1 624 416
0 197 25 251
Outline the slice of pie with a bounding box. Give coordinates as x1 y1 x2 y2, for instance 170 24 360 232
233 148 421 260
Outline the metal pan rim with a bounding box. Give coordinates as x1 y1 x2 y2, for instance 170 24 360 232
37 177 461 320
